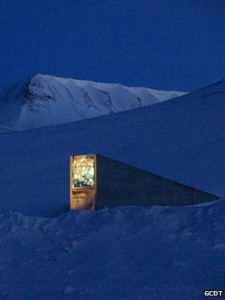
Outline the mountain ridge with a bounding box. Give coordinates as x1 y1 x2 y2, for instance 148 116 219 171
0 73 186 131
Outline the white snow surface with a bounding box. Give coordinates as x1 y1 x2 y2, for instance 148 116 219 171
1 200 224 300
0 74 185 131
1 78 225 299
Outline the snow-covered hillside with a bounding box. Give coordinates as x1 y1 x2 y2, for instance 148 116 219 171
1 79 225 215
1 78 225 299
0 74 185 131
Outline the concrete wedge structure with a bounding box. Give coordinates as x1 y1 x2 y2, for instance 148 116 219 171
70 154 219 210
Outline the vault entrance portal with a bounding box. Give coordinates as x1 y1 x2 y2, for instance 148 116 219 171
70 153 219 210
70 154 96 210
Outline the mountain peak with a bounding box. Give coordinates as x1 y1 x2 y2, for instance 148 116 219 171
0 74 186 131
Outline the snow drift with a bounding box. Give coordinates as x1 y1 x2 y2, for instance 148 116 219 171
0 199 224 299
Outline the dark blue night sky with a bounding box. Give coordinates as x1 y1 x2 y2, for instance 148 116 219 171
0 0 225 91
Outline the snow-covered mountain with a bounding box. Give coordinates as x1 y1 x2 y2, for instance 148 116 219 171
0 74 185 131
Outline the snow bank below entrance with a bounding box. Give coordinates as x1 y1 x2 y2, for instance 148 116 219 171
1 198 224 299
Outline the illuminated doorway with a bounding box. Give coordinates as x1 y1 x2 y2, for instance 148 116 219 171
70 154 96 210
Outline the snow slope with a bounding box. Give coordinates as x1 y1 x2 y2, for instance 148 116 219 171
1 78 225 215
0 74 185 131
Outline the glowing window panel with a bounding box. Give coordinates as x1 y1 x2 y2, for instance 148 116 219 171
72 155 95 188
